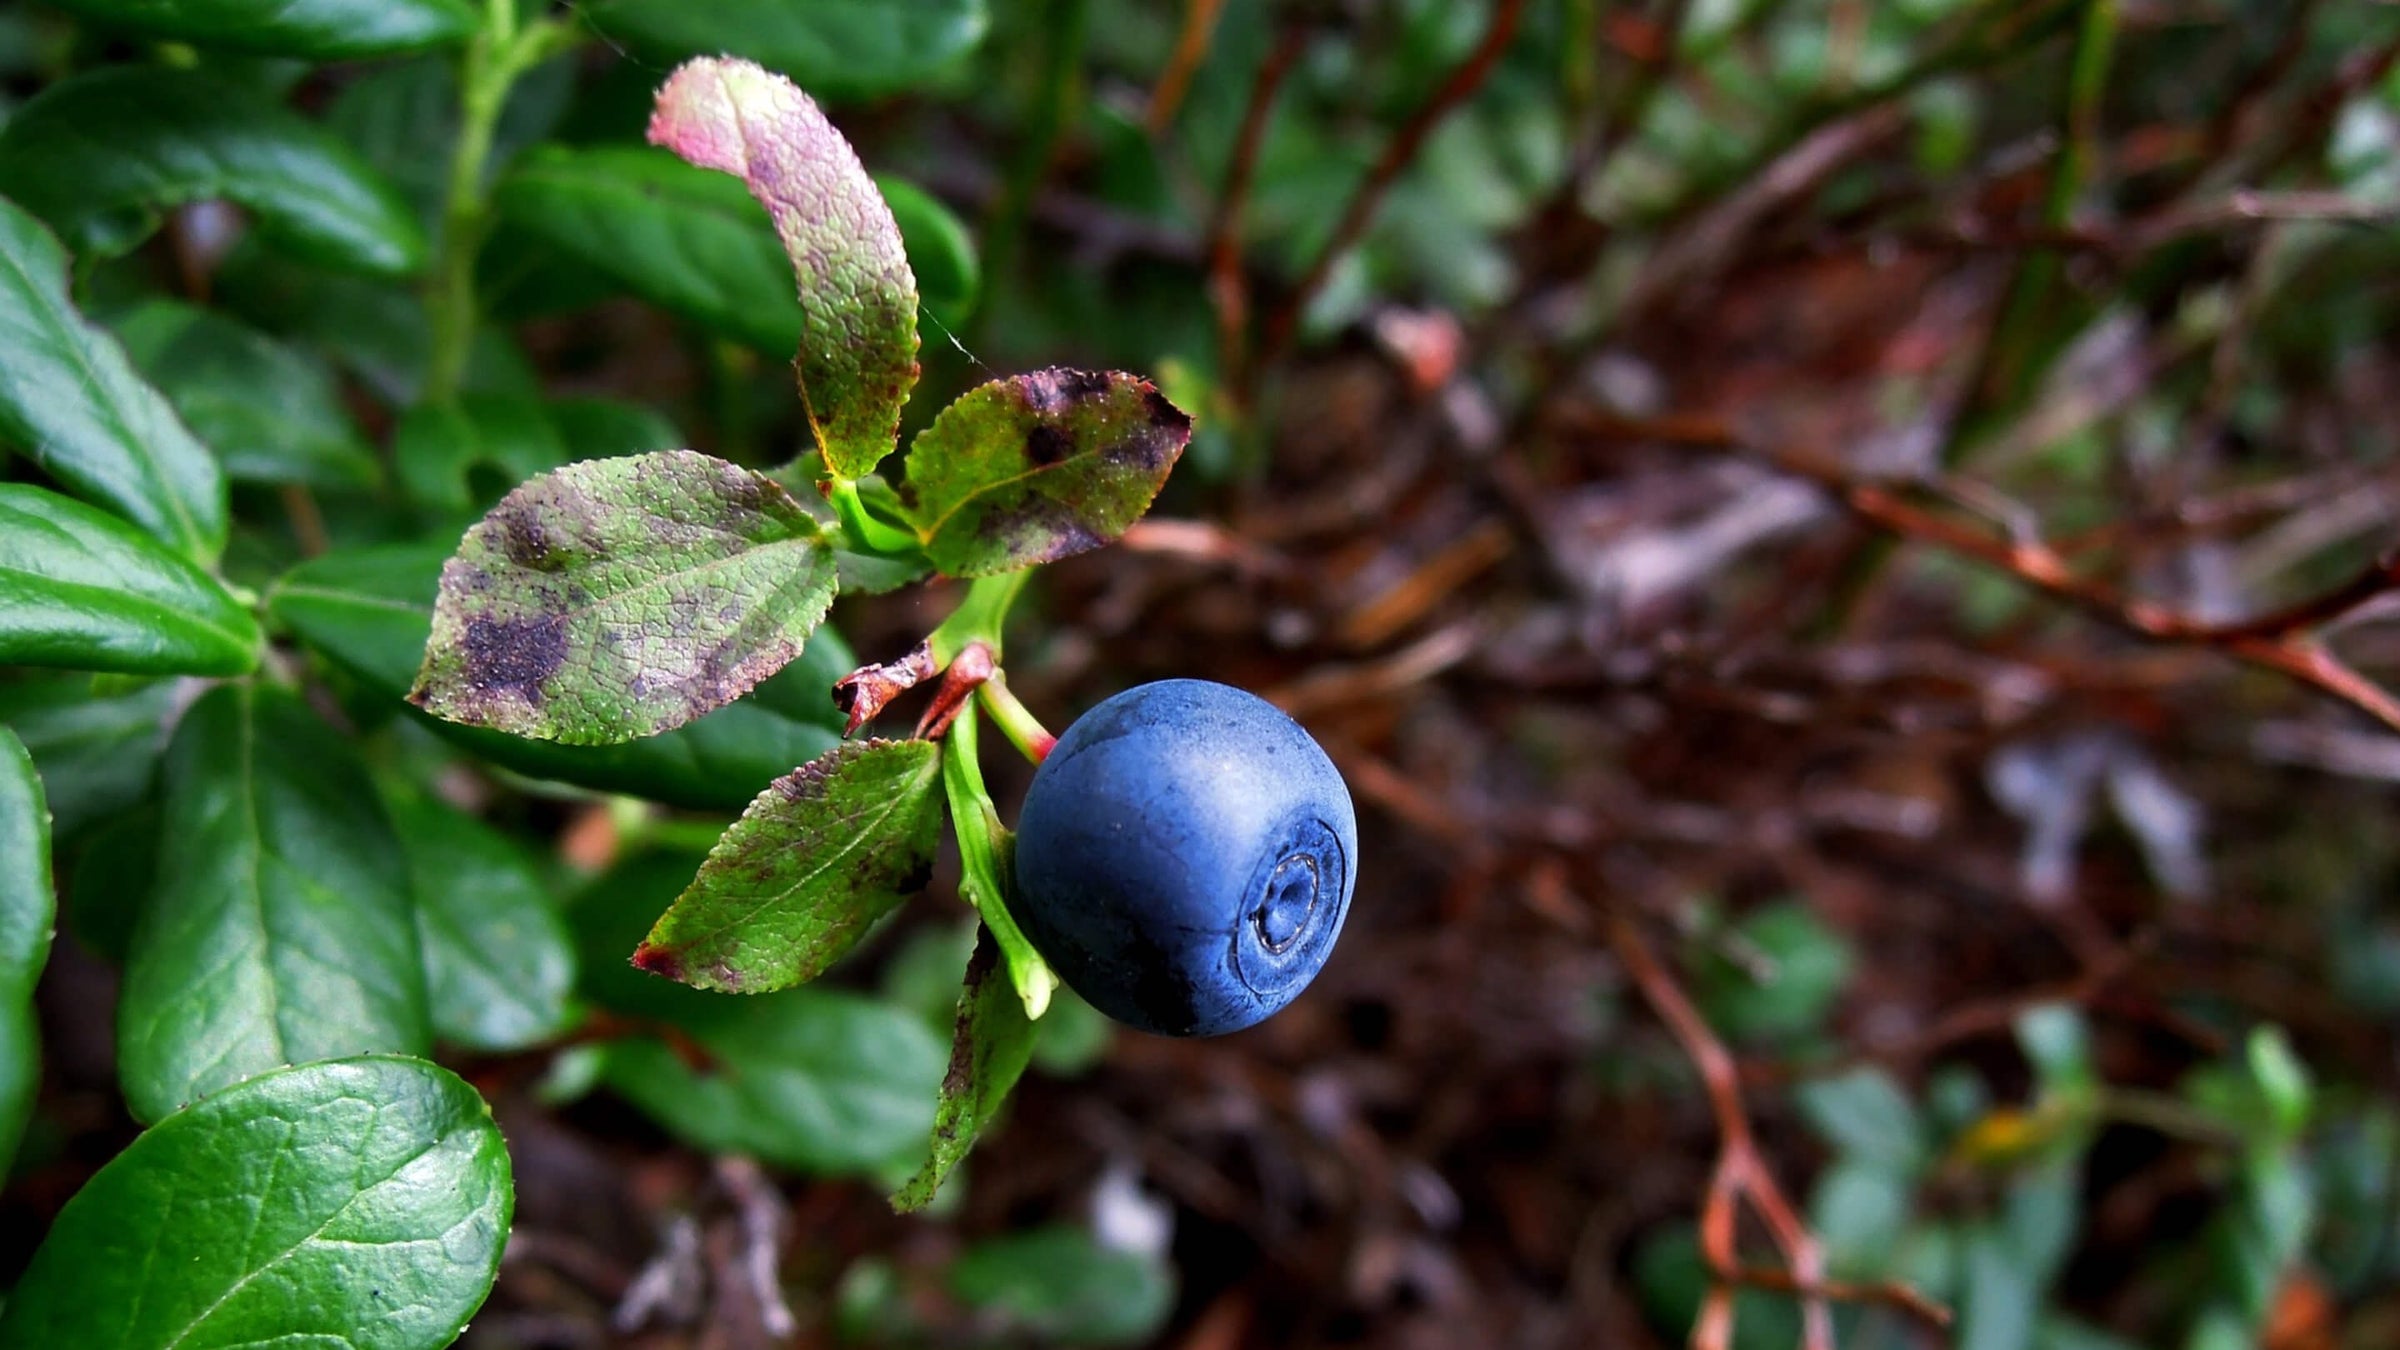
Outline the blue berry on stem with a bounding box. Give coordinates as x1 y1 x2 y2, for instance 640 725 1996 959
1011 679 1358 1036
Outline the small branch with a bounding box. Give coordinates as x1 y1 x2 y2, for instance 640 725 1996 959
1146 0 1228 134
1260 0 1527 360
1205 22 1309 395
1608 910 1843 1350
1564 412 2400 733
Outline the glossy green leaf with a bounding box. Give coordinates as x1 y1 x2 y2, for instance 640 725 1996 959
0 674 177 838
65 805 157 963
590 0 988 100
216 235 539 406
118 683 430 1123
0 1056 510 1350
385 784 576 1052
648 56 918 477
268 543 844 810
634 739 942 992
111 297 379 490
0 199 225 561
0 484 260 676
410 450 838 744
946 1226 1176 1346
0 729 53 1179
394 393 568 514
877 174 979 324
42 0 476 59
605 986 945 1176
0 67 427 276
493 144 804 354
892 925 1035 1212
900 370 1191 576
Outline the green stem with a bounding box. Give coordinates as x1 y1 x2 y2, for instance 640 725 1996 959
425 4 574 404
828 477 921 555
929 570 1030 665
940 708 1058 1018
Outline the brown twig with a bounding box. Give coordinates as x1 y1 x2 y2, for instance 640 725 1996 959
1259 0 1528 362
1205 22 1310 396
1146 0 1228 135
1607 910 1845 1350
1566 411 2400 733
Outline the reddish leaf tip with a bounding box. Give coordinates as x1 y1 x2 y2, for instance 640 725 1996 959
629 941 685 982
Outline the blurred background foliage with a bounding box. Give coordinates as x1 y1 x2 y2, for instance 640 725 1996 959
4 0 2400 1346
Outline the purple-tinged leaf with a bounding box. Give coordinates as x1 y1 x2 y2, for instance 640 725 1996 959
892 925 1035 1213
647 57 918 479
409 450 837 744
900 369 1192 577
633 739 942 993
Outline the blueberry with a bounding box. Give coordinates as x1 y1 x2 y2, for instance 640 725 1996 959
1011 679 1358 1037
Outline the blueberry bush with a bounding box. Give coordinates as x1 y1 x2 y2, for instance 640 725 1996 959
7 2 2400 1348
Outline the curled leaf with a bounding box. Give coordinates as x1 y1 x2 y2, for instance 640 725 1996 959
648 57 918 478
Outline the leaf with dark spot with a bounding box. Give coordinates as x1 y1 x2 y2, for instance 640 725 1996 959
647 57 917 479
410 449 838 744
634 738 943 994
901 369 1192 577
892 924 1036 1213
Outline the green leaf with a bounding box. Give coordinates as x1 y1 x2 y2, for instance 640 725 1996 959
0 66 428 276
648 56 918 477
0 729 53 1179
0 483 260 676
0 674 177 838
2015 1002 2093 1090
0 1056 510 1350
877 174 980 324
1960 1225 2039 1350
2247 1025 2312 1139
65 805 157 963
110 298 379 490
633 739 942 993
493 144 804 355
41 0 476 59
550 396 684 463
117 683 430 1123
385 783 576 1051
0 199 225 561
1797 1066 1928 1175
217 239 538 406
410 450 839 743
394 392 568 514
892 924 1036 1212
946 1226 1176 1347
591 0 989 101
267 542 845 810
900 370 1192 577
604 987 945 1176
1692 899 1854 1044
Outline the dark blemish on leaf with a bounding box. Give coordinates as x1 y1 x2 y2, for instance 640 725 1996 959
495 506 569 572
895 855 936 897
976 494 1104 561
630 942 684 981
1056 368 1112 402
1025 423 1074 467
1018 369 1068 415
893 479 919 511
1142 386 1191 433
462 615 568 695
